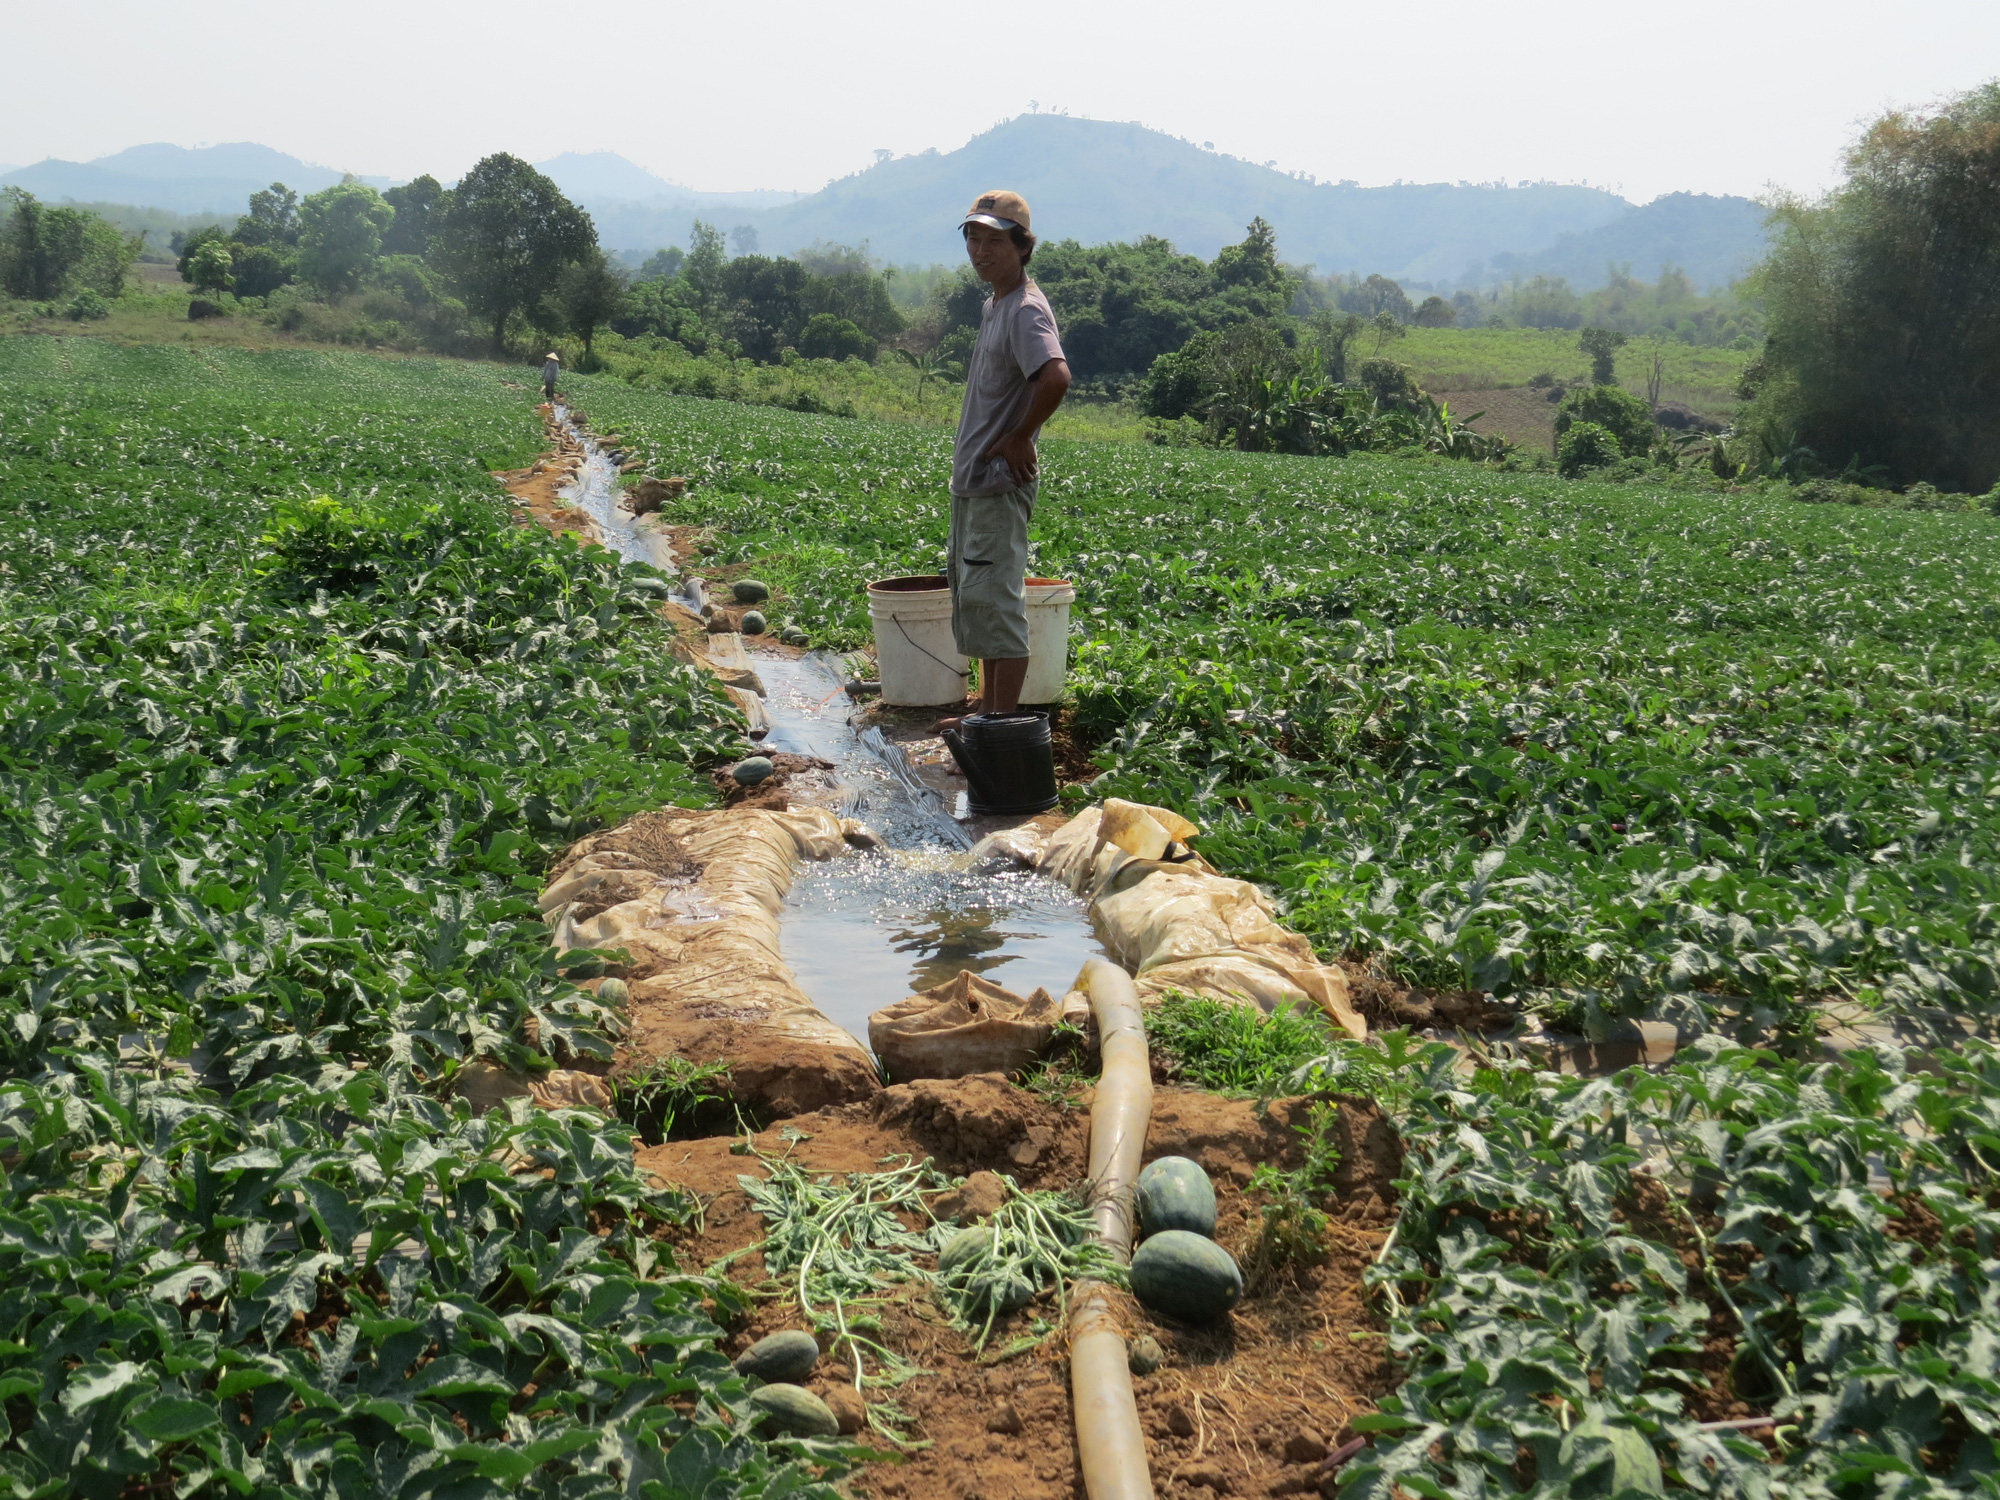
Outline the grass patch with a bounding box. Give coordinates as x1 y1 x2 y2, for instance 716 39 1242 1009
1146 993 1407 1100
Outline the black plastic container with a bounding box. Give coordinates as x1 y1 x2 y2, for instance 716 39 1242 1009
942 711 1060 815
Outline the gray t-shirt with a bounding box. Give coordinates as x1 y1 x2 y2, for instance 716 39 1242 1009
951 280 1066 497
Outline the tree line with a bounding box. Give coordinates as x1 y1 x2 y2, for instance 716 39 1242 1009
0 188 143 318
7 82 1993 494
168 158 613 354
1742 80 1999 494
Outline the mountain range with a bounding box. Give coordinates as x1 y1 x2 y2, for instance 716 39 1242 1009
1 120 1769 289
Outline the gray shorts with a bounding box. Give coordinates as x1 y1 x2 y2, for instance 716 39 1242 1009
947 482 1035 660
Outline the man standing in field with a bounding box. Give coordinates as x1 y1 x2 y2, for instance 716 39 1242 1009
947 190 1071 719
542 352 561 403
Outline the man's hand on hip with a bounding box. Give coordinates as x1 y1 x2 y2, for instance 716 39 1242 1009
982 430 1040 486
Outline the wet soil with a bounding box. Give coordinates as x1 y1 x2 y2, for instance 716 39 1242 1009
715 752 838 810
495 403 598 541
637 1074 1402 1500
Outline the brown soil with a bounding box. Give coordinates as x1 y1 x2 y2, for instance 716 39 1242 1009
494 404 597 542
1434 387 1560 454
638 1075 1402 1500
1339 954 1517 1035
715 752 838 809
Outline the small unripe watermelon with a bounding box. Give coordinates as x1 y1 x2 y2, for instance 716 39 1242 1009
747 1383 839 1438
735 1329 820 1385
732 578 771 604
1129 1230 1243 1325
1137 1156 1217 1239
733 756 775 785
936 1226 1035 1314
595 977 630 1007
740 610 768 635
938 1226 992 1275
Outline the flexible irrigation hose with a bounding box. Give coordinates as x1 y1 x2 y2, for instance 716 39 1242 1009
1071 956 1156 1500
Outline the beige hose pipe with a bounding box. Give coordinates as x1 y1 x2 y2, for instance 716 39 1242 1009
1071 956 1156 1500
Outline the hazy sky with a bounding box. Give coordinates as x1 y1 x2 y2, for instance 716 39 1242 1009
5 0 1995 204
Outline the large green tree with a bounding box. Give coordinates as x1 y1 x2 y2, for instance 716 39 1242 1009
298 182 394 297
431 155 595 351
1749 81 2000 490
680 220 728 312
717 254 808 362
549 249 628 365
233 184 300 248
381 175 443 258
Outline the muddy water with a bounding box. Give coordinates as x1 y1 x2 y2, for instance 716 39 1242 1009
758 655 1104 1049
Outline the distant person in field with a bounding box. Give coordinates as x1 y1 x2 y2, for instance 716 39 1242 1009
945 189 1071 724
542 352 561 403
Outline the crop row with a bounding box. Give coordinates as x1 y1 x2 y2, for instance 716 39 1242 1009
0 341 855 1498
1346 1035 2000 1497
568 371 2000 1036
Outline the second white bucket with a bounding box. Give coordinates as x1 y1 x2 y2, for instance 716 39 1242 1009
1021 576 1076 704
866 574 1078 706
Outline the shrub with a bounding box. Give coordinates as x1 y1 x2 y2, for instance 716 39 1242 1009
230 243 293 299
796 312 875 362
1412 294 1455 327
1357 357 1423 412
63 289 108 321
1141 339 1213 419
1555 383 1656 455
1558 420 1621 476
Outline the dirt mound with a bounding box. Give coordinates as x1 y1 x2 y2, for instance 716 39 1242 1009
637 1076 1402 1500
717 752 837 810
628 1013 881 1119
1342 958 1516 1034
873 1072 1082 1174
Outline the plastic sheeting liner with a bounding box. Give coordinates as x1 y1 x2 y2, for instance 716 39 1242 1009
1037 803 1365 1040
545 805 882 1115
869 969 1060 1081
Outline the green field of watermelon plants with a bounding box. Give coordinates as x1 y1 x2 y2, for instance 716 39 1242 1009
0 340 821 1498
576 370 2000 1042
9 337 2000 1497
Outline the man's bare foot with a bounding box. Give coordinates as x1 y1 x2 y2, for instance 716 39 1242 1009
933 715 964 735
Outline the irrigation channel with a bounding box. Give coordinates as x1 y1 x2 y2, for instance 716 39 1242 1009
551 403 1105 1054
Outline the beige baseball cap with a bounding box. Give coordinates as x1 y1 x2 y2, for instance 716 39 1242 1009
961 190 1031 234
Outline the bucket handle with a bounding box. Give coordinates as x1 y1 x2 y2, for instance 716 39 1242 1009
891 612 971 679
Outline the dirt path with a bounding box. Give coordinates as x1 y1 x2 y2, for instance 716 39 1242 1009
639 1074 1401 1500
494 403 599 541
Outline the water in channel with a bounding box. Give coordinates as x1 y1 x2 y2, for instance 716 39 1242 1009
550 404 647 565
758 655 1104 1050
542 404 1103 1052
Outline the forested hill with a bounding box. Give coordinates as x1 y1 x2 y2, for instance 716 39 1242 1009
581 115 1639 282
4 119 1770 290
0 143 392 214
1490 192 1770 291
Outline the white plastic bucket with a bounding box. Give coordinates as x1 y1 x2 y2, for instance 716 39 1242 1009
1021 577 1076 705
865 575 1077 706
868 576 968 706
